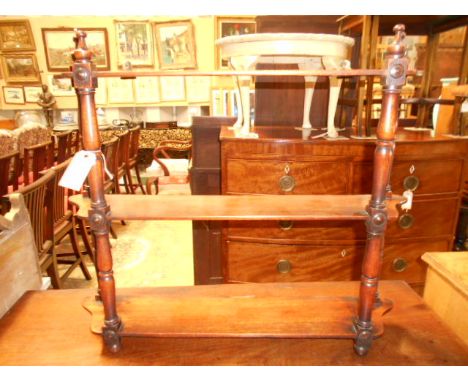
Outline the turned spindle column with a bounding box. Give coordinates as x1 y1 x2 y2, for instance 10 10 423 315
71 30 122 352
354 24 408 355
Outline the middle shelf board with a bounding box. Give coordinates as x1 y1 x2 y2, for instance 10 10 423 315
69 194 403 221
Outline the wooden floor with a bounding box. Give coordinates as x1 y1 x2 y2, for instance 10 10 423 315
0 280 467 365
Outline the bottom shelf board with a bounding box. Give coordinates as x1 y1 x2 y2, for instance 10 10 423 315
83 282 392 339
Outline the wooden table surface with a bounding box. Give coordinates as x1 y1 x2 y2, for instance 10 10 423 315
0 281 467 365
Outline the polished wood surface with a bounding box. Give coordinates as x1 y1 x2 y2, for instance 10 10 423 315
83 282 391 339
69 194 402 221
0 281 467 365
218 124 468 289
422 251 468 346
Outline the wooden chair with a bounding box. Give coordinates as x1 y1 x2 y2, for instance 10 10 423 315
18 170 61 289
54 130 75 163
101 137 119 194
115 130 131 194
0 151 20 196
146 139 192 195
50 160 92 284
126 125 145 194
21 141 55 186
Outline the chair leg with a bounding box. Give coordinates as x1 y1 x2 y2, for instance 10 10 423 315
134 164 146 194
110 224 118 239
70 218 92 280
125 167 136 194
47 251 62 289
77 218 95 264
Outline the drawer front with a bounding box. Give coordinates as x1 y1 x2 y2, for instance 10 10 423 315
227 220 366 242
352 159 465 195
224 158 349 194
226 239 451 284
381 239 451 284
226 241 363 282
386 197 459 238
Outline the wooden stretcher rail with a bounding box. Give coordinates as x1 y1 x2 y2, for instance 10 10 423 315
69 194 403 221
54 68 419 79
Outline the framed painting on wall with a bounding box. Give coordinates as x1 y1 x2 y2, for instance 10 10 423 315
154 20 197 70
0 19 35 52
115 20 154 68
3 86 25 104
23 85 43 103
215 16 256 69
47 74 75 97
42 28 110 71
1 54 40 83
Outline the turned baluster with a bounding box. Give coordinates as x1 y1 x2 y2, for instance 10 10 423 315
354 24 408 355
71 30 122 352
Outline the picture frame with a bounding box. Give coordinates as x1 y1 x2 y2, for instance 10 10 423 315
134 77 160 104
42 28 110 71
47 74 75 97
1 54 40 83
154 20 197 70
3 86 25 104
215 17 256 69
0 19 35 52
23 85 43 103
185 76 211 103
107 77 135 104
114 20 154 68
159 76 185 102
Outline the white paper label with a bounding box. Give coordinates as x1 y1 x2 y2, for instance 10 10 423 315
59 150 97 191
401 190 413 211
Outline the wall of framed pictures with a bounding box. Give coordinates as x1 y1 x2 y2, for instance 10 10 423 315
0 15 256 114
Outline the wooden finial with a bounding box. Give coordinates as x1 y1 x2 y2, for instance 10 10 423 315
393 24 406 44
72 29 93 62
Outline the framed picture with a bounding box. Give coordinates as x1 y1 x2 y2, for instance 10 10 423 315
42 28 110 71
1 54 40 83
95 78 108 105
154 20 197 70
0 19 35 52
23 85 43 103
115 20 154 68
3 86 25 104
107 77 134 104
185 76 211 103
134 77 160 104
47 75 75 97
215 17 256 69
159 76 185 102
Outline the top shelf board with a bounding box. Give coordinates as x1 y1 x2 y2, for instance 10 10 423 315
69 194 403 222
55 68 420 80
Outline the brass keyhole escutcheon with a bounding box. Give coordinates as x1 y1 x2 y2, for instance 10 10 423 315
398 213 414 229
276 259 292 274
393 258 408 272
278 220 294 231
403 175 420 191
340 249 348 257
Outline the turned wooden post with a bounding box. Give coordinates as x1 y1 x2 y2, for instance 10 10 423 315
354 24 408 355
71 30 122 352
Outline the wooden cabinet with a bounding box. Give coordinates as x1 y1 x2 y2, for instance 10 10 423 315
217 126 468 291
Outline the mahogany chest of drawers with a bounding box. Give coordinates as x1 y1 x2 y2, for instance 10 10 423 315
191 122 468 292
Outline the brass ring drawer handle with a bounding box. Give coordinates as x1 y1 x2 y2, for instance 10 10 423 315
403 175 420 191
392 257 408 272
276 259 292 274
278 220 294 230
279 175 296 192
398 213 414 229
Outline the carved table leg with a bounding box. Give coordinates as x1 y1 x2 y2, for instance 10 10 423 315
229 56 258 136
